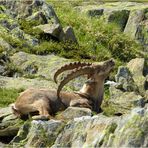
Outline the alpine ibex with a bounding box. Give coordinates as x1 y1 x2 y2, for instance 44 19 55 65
12 59 115 119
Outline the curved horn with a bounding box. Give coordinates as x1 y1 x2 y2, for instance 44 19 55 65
57 66 94 98
54 62 92 83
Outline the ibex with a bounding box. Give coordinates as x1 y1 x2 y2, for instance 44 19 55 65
12 59 115 119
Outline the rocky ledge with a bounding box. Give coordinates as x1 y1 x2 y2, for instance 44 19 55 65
0 55 147 147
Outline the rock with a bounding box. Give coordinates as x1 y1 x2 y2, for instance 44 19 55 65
0 37 12 51
0 106 12 119
107 10 130 31
0 105 147 147
115 66 138 91
124 9 144 39
109 106 148 147
144 90 148 100
56 107 92 120
11 120 65 147
35 23 64 41
127 58 146 94
27 11 48 24
0 65 5 75
1 0 60 24
108 86 144 114
0 76 56 90
127 58 145 77
63 26 78 43
79 2 148 47
0 107 24 144
87 8 104 17
52 115 118 148
11 27 38 46
10 52 86 91
136 20 148 52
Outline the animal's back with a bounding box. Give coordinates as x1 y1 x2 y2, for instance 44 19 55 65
13 88 64 116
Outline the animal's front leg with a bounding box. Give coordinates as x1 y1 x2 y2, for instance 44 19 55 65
32 99 51 120
70 99 92 110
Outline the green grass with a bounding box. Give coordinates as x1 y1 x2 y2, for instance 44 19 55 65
48 1 142 62
0 88 24 107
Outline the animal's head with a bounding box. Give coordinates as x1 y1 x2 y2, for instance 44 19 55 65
89 58 115 81
54 59 115 97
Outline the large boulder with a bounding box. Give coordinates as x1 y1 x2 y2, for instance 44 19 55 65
52 106 148 147
109 106 148 147
108 86 144 114
0 107 24 144
127 58 147 94
0 76 56 90
11 120 65 147
115 66 138 92
124 9 144 39
9 52 86 91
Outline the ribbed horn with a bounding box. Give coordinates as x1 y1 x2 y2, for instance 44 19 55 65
57 66 94 98
54 62 92 83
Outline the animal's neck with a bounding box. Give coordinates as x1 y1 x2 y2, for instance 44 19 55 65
79 79 105 100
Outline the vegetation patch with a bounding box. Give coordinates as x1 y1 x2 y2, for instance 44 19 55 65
0 88 24 107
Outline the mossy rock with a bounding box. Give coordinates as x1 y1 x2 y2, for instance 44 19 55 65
11 120 65 147
110 107 148 147
0 107 24 145
53 115 118 147
107 86 144 115
10 52 86 91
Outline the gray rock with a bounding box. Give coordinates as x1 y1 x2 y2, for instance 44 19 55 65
52 115 118 148
0 65 5 75
0 107 23 139
87 8 104 17
108 86 144 114
12 120 65 147
11 27 39 46
56 107 92 120
115 66 138 91
9 52 86 91
35 23 63 41
1 0 60 24
0 76 56 90
63 26 78 43
124 9 144 39
0 106 13 119
109 106 148 147
107 10 130 31
136 20 148 52
127 58 146 94
0 37 12 51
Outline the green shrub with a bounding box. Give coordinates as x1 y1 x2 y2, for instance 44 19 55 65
18 19 44 40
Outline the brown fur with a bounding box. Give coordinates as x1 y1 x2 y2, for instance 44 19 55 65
12 59 115 119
